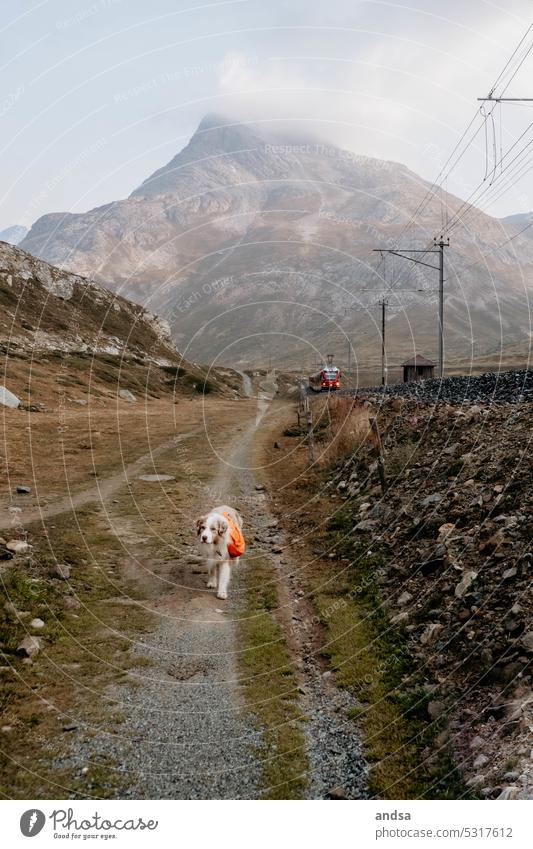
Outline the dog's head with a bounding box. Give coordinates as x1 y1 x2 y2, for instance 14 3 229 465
196 513 228 546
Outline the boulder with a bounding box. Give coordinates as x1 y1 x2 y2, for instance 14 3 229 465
420 623 443 645
119 389 136 403
455 570 477 598
0 386 20 409
497 786 519 800
354 519 377 532
420 492 443 507
17 635 42 658
6 540 30 554
397 591 412 606
437 522 455 541
466 774 486 787
326 786 349 800
138 474 175 482
427 700 446 720
51 563 71 580
520 632 533 652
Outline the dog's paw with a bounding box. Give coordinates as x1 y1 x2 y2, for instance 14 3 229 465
216 590 228 600
206 578 217 589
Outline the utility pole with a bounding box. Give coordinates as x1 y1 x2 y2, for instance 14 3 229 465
373 241 449 378
436 238 446 380
379 298 388 386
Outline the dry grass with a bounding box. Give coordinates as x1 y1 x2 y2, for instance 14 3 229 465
317 396 374 465
235 553 308 800
0 396 259 799
260 412 467 800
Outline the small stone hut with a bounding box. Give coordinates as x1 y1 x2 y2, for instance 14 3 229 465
402 355 435 383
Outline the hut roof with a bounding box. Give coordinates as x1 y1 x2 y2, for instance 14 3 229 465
402 355 436 367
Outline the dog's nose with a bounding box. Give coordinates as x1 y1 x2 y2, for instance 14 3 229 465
201 534 208 542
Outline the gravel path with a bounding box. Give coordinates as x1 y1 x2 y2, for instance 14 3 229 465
223 408 368 799
71 593 263 799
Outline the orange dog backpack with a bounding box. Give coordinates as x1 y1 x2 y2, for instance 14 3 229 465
223 511 245 559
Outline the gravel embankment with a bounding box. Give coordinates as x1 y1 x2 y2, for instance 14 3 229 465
356 369 533 404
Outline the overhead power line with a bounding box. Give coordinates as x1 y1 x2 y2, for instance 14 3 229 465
395 23 533 246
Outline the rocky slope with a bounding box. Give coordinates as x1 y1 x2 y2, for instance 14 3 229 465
20 115 533 367
328 394 532 798
0 240 175 360
0 241 240 407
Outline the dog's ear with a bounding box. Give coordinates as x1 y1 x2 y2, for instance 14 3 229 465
196 515 207 534
216 517 228 536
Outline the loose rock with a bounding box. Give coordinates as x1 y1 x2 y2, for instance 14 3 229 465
455 570 477 598
51 563 71 580
119 389 137 403
6 540 30 554
0 386 20 409
17 635 42 658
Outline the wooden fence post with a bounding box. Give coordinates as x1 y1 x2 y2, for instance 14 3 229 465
369 416 387 494
300 382 315 464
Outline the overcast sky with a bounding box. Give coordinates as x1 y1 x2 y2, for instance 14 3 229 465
1 0 533 230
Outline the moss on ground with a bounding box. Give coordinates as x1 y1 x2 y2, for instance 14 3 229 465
235 555 308 800
307 505 467 799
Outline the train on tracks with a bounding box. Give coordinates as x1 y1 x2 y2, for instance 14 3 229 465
308 365 341 392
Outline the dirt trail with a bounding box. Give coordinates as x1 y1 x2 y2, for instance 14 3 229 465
217 405 368 798
47 393 367 799
0 427 204 531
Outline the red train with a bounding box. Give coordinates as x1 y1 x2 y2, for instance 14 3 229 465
308 365 341 392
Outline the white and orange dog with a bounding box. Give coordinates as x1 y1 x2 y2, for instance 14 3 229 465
195 505 245 600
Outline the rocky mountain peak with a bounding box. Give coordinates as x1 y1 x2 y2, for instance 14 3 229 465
130 114 268 198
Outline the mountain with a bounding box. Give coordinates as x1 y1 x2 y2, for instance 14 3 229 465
501 212 533 241
0 225 28 246
20 115 533 369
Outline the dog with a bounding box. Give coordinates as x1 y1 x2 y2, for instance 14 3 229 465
195 505 245 600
